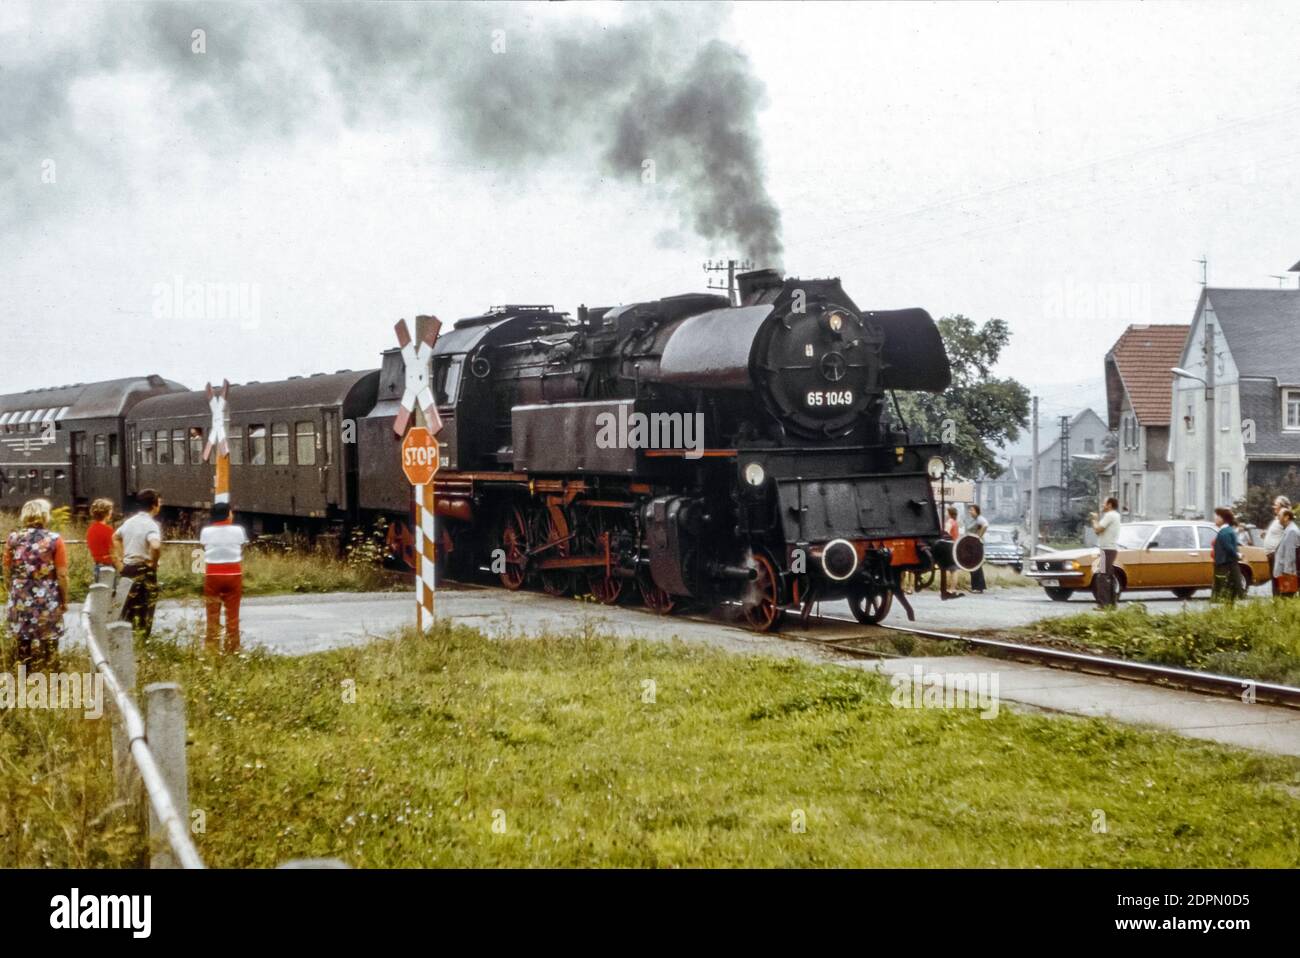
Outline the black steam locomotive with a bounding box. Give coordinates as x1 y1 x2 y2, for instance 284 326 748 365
360 269 978 628
0 270 978 629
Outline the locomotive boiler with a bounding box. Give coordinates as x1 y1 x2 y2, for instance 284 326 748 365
360 269 981 629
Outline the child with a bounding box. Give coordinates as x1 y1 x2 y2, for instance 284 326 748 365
86 498 119 582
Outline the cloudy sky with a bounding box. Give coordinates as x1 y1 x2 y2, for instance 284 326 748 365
3 0 1299 444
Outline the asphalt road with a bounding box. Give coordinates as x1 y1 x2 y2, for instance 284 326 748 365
59 577 1272 657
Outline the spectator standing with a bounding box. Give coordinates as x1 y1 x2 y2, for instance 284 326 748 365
966 504 989 593
1090 496 1121 608
1262 496 1292 596
86 498 119 582
115 489 163 637
2 498 69 669
940 506 963 600
199 503 248 654
1272 507 1300 599
1212 507 1245 602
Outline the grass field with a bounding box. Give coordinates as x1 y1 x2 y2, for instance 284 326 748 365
1020 599 1300 686
2 620 1298 868
0 512 397 601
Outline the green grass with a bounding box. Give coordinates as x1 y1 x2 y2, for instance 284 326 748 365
0 511 398 602
1019 600 1300 686
3 620 1299 867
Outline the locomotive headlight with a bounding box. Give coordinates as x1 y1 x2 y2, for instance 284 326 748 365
926 456 946 480
743 462 766 487
827 311 844 332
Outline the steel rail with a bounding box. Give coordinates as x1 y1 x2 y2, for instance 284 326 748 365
863 620 1300 709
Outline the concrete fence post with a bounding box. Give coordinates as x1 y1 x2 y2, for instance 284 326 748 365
144 683 189 870
104 621 143 815
83 582 110 630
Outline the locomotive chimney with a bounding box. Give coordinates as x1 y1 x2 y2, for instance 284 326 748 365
736 268 784 306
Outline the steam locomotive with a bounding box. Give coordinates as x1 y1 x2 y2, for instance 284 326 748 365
0 269 981 629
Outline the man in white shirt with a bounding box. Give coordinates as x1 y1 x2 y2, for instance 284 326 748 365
1090 496 1121 608
1262 495 1291 596
200 502 249 653
114 489 164 636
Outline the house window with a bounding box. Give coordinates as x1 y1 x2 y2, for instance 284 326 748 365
1122 482 1130 511
1219 469 1231 505
295 421 317 466
1284 389 1300 431
1185 469 1197 510
1084 438 1095 454
271 422 290 465
1134 482 1142 515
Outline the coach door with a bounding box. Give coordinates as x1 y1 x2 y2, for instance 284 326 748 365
322 409 339 507
70 431 87 500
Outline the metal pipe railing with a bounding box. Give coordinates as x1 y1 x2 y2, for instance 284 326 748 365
81 584 205 869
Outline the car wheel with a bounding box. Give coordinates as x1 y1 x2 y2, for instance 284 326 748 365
1045 587 1074 601
1091 573 1124 604
1012 563 1023 574
1172 587 1197 599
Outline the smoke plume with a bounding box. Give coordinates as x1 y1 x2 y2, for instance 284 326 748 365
0 1 783 264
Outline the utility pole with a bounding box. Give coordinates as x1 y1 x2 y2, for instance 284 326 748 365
1058 414 1071 501
1204 314 1216 518
704 258 754 306
1029 395 1040 550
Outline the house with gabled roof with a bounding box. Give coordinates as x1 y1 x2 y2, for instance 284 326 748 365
1104 324 1189 519
1168 287 1300 516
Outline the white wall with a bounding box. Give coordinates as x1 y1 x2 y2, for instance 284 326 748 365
1168 299 1247 515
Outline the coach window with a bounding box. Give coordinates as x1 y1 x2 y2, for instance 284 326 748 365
109 434 120 467
228 425 244 465
249 424 267 465
172 428 187 465
296 421 316 466
42 470 52 495
141 430 155 464
94 435 107 467
271 422 290 465
156 428 170 465
189 426 204 463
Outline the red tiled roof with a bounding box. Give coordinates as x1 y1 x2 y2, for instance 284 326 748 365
1105 325 1190 426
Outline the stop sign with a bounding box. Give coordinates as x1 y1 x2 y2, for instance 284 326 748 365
401 427 440 485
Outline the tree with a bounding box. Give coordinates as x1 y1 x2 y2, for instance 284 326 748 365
894 315 1030 479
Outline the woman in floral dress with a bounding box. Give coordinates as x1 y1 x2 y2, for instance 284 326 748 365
2 498 70 669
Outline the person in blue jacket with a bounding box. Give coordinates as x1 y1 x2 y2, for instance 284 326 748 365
1212 507 1245 602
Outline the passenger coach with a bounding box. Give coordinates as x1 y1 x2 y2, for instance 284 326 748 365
0 376 183 513
128 370 379 532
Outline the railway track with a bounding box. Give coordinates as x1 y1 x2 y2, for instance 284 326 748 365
781 615 1300 710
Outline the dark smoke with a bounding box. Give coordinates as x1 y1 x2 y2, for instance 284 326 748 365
0 1 783 263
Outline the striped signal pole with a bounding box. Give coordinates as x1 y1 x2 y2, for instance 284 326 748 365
394 316 443 632
203 380 231 504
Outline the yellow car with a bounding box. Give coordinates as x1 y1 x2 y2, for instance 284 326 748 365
1026 520 1272 602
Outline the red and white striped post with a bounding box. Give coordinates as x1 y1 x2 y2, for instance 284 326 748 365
393 317 443 632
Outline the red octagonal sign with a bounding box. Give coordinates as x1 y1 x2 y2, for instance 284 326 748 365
401 427 440 485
